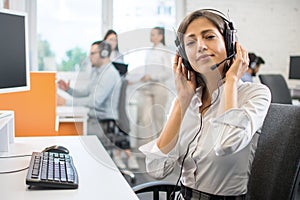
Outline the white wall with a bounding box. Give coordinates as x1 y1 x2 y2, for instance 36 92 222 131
184 0 300 86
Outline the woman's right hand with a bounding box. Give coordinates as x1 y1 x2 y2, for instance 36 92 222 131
173 53 197 110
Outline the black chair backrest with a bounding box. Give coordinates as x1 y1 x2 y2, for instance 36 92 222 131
112 62 128 76
117 78 130 134
246 103 300 200
259 74 292 104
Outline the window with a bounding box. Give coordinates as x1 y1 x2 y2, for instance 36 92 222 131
113 0 175 32
37 0 102 71
112 0 176 73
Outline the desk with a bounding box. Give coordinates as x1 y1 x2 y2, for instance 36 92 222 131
0 136 139 200
289 88 300 105
56 106 89 135
291 88 300 100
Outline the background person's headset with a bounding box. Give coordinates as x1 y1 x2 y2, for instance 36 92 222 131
249 53 259 69
175 9 236 71
98 40 111 58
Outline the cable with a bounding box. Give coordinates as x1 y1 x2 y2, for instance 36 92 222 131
189 79 223 159
170 78 223 200
171 116 203 200
0 166 29 174
0 154 31 174
0 154 32 159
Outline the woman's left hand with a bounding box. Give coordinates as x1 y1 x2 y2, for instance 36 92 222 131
226 42 249 81
141 74 151 82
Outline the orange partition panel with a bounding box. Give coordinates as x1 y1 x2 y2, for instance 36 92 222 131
0 72 57 136
58 122 83 136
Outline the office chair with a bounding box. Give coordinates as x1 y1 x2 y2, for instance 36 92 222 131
259 74 293 104
133 181 181 200
133 103 300 200
100 78 136 184
246 103 300 200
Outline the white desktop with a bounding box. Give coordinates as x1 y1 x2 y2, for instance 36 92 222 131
0 135 139 199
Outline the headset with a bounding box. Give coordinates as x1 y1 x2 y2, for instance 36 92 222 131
174 9 236 71
249 54 259 69
99 40 111 58
249 58 258 69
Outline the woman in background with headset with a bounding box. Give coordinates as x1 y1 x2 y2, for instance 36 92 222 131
139 9 271 199
103 29 124 63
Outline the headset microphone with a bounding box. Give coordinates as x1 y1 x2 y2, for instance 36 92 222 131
210 53 235 71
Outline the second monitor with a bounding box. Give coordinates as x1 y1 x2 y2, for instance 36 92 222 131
289 56 300 80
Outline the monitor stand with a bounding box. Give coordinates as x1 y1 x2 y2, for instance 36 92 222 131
0 111 14 152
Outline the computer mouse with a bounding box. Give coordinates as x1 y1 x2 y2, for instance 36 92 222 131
42 145 69 154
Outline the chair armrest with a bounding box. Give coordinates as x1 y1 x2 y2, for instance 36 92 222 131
120 169 136 184
133 180 180 194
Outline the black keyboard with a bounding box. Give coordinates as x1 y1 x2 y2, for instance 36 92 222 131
26 152 78 189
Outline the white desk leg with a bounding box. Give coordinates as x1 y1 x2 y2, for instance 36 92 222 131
55 115 60 132
83 117 88 135
0 111 15 152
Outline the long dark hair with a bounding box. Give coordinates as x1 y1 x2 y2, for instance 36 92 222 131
153 26 165 45
103 29 119 51
177 9 230 88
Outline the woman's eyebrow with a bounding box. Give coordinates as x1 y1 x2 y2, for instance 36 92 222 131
184 33 196 39
184 29 216 39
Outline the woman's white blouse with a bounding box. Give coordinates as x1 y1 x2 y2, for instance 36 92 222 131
144 43 171 83
139 81 271 196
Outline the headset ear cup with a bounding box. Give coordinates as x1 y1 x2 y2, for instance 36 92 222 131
224 27 236 57
250 57 258 69
249 61 256 69
175 36 194 71
178 45 193 71
100 49 109 58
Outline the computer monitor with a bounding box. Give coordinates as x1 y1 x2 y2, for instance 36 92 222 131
288 56 300 80
0 9 30 94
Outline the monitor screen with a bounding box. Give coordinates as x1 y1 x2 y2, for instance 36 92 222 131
0 9 30 94
289 56 300 80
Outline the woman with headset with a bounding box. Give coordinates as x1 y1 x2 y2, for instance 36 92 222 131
103 29 124 63
139 9 271 199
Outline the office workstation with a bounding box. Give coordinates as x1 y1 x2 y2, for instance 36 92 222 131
0 136 139 200
1 1 300 200
0 8 138 200
0 11 137 200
